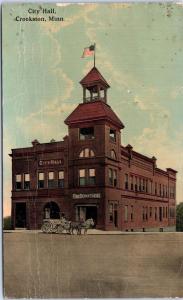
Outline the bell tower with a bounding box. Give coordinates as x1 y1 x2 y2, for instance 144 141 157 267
80 67 110 103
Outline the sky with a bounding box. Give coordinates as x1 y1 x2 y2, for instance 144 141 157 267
2 2 183 216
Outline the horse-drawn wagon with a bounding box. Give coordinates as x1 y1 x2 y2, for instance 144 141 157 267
41 218 94 234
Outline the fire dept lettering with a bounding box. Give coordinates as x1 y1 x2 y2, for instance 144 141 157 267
72 193 101 199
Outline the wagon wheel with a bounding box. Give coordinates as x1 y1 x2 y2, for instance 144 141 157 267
41 222 52 233
57 224 64 234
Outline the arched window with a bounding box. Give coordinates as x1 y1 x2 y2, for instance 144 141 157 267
110 150 117 160
79 148 95 158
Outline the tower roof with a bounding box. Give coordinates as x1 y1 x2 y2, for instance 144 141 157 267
64 101 124 129
80 67 110 88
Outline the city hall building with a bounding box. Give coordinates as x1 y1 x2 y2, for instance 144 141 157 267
10 67 177 231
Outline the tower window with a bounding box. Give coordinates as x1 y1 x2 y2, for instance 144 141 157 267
88 168 96 185
109 129 116 142
15 174 22 190
79 127 94 140
110 150 117 160
58 171 64 188
24 173 30 190
79 148 95 158
38 172 44 189
79 168 96 186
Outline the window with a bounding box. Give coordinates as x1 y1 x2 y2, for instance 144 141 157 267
142 179 145 192
79 148 95 158
125 174 128 190
130 175 134 191
169 207 175 218
38 172 44 188
163 207 165 218
88 168 96 185
125 206 128 222
24 173 30 190
79 127 94 140
135 177 138 192
109 204 113 222
155 207 157 220
150 207 152 217
48 172 55 188
15 174 22 190
58 171 64 188
109 169 117 187
131 206 133 221
110 150 117 160
109 129 116 142
155 182 157 195
79 169 86 186
79 169 96 186
166 207 168 218
145 180 148 193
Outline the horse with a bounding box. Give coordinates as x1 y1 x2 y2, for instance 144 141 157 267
70 218 95 235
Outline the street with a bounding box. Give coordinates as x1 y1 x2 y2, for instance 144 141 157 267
4 231 183 298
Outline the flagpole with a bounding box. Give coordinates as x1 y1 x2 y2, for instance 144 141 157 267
94 43 96 67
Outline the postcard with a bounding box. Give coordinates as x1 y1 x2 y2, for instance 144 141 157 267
3 2 183 298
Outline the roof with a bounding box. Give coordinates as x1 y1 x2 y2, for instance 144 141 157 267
80 67 110 88
64 100 124 128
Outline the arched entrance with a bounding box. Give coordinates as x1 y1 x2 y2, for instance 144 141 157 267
44 202 60 219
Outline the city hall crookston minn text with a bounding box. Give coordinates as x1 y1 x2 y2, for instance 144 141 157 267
10 66 177 231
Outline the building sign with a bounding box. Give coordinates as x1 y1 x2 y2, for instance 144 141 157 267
39 159 63 166
72 193 101 199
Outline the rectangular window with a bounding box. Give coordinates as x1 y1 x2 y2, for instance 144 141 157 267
155 207 157 220
142 179 145 192
15 174 22 190
150 207 152 217
163 207 165 218
109 169 117 187
58 171 64 188
109 204 113 222
48 171 55 188
169 207 175 218
24 173 30 190
145 180 148 193
166 207 168 218
113 170 117 187
38 172 44 189
79 169 86 186
155 182 157 195
131 206 133 221
125 174 128 190
88 168 96 185
109 169 113 185
109 129 116 142
130 175 133 191
135 177 138 192
124 206 128 222
79 127 94 140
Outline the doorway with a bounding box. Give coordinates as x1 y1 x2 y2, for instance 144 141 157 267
44 202 60 219
76 205 97 225
15 203 26 228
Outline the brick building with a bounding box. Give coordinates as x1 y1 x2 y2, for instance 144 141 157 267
10 67 177 231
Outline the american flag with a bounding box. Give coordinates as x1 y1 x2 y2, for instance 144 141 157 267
81 45 95 58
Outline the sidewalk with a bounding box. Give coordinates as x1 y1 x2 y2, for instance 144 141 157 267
3 229 178 234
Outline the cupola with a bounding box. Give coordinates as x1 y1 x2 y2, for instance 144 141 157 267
80 67 110 103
